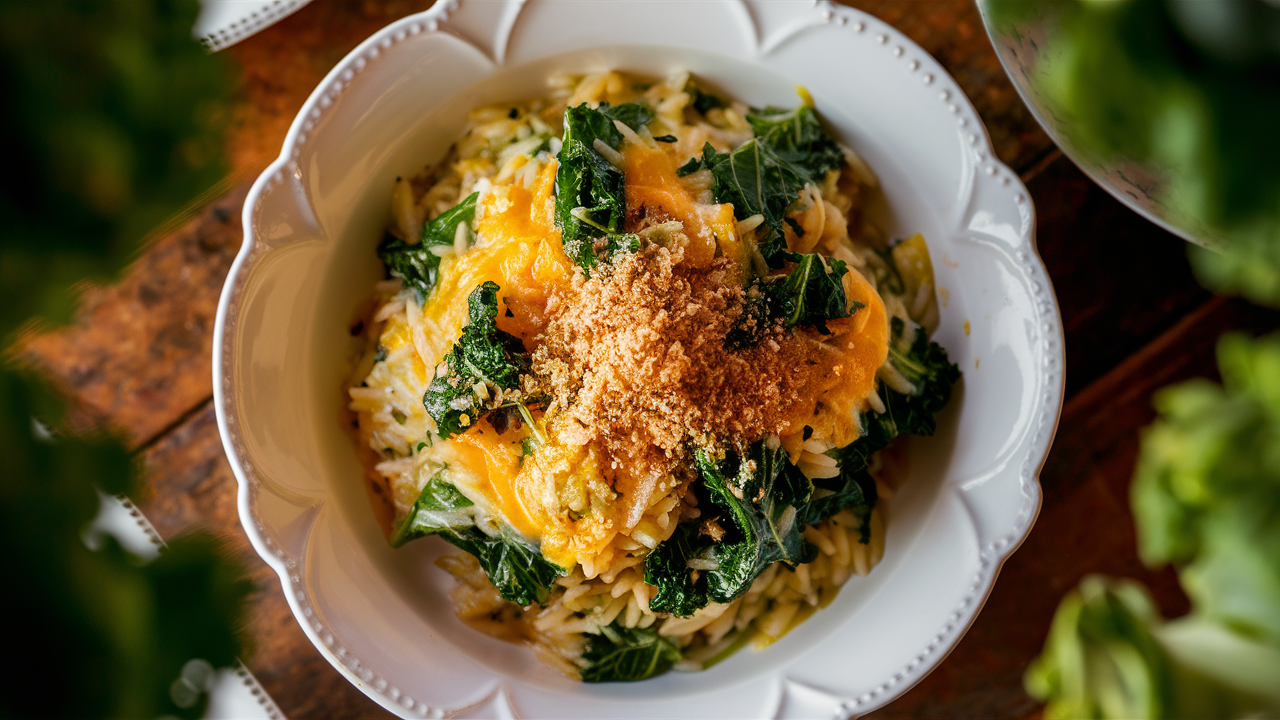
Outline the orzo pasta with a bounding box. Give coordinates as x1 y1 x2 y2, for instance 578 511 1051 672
346 71 959 682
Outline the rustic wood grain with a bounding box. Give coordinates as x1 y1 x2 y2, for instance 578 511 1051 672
137 403 397 720
225 0 435 180
13 185 248 449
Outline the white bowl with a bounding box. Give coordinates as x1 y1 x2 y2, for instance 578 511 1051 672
213 1 1065 717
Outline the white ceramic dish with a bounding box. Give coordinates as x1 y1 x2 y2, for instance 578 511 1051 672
194 0 312 53
213 1 1065 717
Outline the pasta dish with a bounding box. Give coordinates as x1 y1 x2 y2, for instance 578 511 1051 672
346 71 959 681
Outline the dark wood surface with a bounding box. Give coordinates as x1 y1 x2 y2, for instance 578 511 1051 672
15 2 1279 718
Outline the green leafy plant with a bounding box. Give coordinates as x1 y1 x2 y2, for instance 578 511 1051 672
0 0 233 329
1131 332 1280 644
580 622 682 683
378 192 479 303
1027 333 1280 718
1026 576 1280 720
422 281 536 438
553 102 651 272
1 3 250 717
391 470 564 606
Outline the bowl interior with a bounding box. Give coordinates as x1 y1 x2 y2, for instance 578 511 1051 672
308 46 952 689
225 9 1053 712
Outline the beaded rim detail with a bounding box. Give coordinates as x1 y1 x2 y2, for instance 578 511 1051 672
213 1 1063 718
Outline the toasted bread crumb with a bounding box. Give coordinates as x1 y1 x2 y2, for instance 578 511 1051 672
532 244 819 527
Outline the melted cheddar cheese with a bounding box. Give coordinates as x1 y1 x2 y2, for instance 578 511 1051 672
380 158 573 375
779 265 889 460
623 144 741 271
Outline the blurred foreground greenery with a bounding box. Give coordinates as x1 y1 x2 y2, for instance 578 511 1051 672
1027 334 1280 719
985 0 1280 306
0 2 249 718
983 1 1280 717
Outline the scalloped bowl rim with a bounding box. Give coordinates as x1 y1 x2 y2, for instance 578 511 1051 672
213 1 1064 717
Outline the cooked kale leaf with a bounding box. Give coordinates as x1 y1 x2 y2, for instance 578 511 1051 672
643 522 714 617
597 102 654 134
768 253 858 333
580 622 682 683
391 471 564 606
727 253 858 348
689 86 726 115
554 102 651 273
796 465 879 543
688 140 801 259
746 105 846 181
377 192 478 303
422 281 531 438
697 445 816 601
682 104 845 270
646 444 817 616
879 318 962 439
442 526 563 607
390 470 474 546
837 319 960 477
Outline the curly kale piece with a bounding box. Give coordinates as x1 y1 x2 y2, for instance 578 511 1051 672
391 470 564 606
880 318 963 437
796 465 878 542
687 81 726 115
681 139 800 268
422 281 531 438
554 102 651 273
390 470 475 547
377 192 478 303
597 102 654 135
836 317 960 475
580 622 682 683
679 103 845 269
727 253 859 349
745 104 846 180
769 254 854 331
643 521 715 617
646 444 817 616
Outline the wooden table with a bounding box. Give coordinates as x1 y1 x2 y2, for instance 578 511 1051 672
17 2 1280 717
